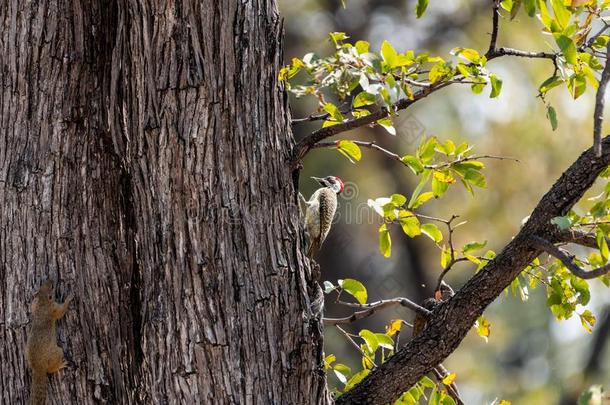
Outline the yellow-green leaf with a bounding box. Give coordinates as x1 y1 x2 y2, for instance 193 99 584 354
386 319 403 336
381 40 398 68
580 310 596 333
442 373 457 385
475 315 491 342
421 223 443 242
339 278 368 304
336 140 362 164
415 0 429 18
379 224 392 257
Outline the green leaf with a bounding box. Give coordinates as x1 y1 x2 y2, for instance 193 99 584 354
431 175 450 198
551 216 571 230
398 210 421 237
420 376 436 389
421 223 443 242
490 74 503 98
556 34 577 65
524 0 536 16
377 118 397 135
429 387 441 405
463 240 487 254
440 245 452 268
415 0 429 18
408 170 432 208
344 369 370 392
381 40 398 68
401 155 424 174
375 333 395 350
539 76 563 94
355 40 370 54
418 137 438 163
339 278 368 304
353 92 377 108
336 140 362 164
470 81 486 94
391 193 407 206
452 47 481 64
509 0 523 19
567 73 587 99
429 63 453 84
571 276 590 305
464 169 486 188
551 0 571 29
359 329 379 353
329 32 348 48
597 229 610 262
323 102 344 122
410 191 435 209
324 354 336 369
579 309 596 333
546 105 558 131
379 224 392 257
475 315 491 342
333 363 351 384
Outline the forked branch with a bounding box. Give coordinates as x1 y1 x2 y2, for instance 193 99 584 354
529 235 610 279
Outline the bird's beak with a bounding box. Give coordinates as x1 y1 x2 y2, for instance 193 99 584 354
311 176 324 185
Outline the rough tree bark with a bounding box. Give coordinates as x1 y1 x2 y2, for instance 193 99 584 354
1 1 326 404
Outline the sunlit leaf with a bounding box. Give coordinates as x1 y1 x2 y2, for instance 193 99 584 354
386 319 403 336
379 224 392 257
475 315 491 342
490 74 503 98
324 354 336 369
338 278 368 304
442 373 457 385
546 105 558 131
415 0 429 18
421 223 443 242
344 369 370 392
579 310 596 333
336 140 362 164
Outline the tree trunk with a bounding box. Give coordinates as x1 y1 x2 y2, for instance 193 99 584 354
0 1 326 403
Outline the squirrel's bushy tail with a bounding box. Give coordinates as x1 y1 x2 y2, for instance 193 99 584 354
30 370 47 405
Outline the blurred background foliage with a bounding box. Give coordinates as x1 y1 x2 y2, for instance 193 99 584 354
280 0 610 403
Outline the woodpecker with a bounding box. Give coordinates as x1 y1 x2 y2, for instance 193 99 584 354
300 176 344 258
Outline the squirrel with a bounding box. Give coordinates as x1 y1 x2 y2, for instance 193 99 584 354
25 280 73 405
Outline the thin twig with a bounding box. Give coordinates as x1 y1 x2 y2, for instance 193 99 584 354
487 47 556 61
292 106 354 124
323 297 430 326
529 235 610 279
432 366 464 405
314 140 518 169
593 42 610 156
336 325 377 367
424 154 519 170
487 0 500 55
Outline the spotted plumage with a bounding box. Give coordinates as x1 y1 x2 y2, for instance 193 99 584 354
300 176 344 258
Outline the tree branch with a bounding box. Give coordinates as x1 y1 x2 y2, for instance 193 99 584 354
291 31 556 165
323 297 430 326
291 82 452 165
554 229 598 249
529 235 610 279
336 136 610 404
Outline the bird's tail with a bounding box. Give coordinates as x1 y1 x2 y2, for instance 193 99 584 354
30 370 47 405
307 239 320 259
